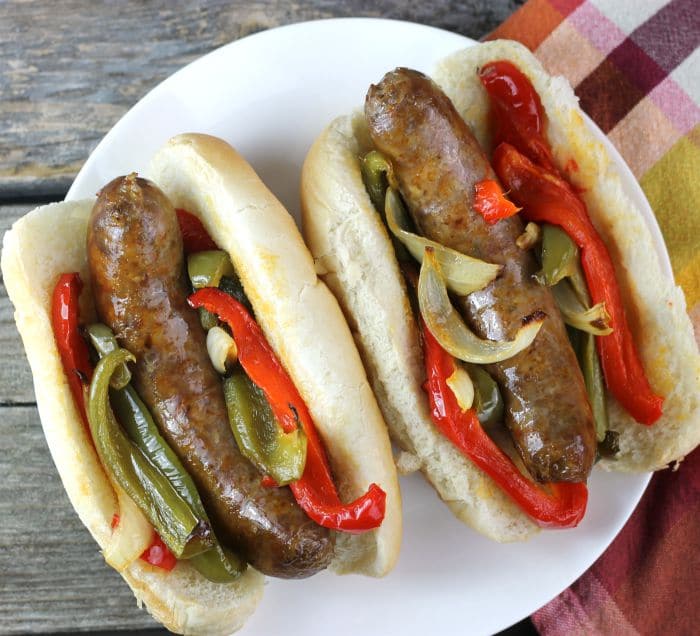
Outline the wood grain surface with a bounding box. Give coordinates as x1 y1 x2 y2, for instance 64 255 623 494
0 1 526 634
0 0 523 199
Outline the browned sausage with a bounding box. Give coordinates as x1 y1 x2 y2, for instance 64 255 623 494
365 68 596 483
87 174 333 578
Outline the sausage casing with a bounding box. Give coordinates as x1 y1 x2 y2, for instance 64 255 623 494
87 174 333 577
365 69 596 482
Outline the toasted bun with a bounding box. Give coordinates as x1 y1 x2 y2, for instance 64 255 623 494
1 201 264 635
148 133 401 576
1 134 402 633
301 40 700 541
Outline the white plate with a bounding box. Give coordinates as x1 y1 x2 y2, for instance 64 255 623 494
67 18 672 636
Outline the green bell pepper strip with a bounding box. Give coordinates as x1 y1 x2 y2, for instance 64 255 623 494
188 250 236 330
219 275 254 314
467 364 504 428
89 326 244 581
86 323 131 389
360 151 411 262
361 150 392 213
568 328 609 444
223 369 307 486
187 250 235 289
538 224 589 305
88 348 210 560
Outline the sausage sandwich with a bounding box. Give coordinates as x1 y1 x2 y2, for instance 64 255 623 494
301 40 699 541
1 134 401 634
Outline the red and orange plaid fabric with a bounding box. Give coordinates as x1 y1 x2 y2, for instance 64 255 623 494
487 1 700 634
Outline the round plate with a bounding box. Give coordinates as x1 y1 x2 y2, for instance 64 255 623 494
68 18 670 635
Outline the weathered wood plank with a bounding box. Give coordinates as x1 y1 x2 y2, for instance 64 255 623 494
0 406 162 633
0 204 37 404
0 0 524 199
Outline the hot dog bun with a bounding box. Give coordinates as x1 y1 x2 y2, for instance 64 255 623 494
148 133 401 576
301 40 700 541
1 134 401 633
1 201 264 635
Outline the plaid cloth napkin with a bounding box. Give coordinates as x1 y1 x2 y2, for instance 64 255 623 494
487 1 700 634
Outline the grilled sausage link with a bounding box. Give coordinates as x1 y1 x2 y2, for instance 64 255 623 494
365 68 596 482
87 174 333 578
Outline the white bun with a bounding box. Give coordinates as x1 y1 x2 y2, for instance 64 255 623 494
148 133 401 577
1 201 264 635
1 134 402 633
300 40 700 542
434 41 700 472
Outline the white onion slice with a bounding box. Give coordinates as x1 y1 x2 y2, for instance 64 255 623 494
418 248 545 364
206 325 239 374
385 188 501 295
552 281 612 336
446 365 475 412
103 486 153 572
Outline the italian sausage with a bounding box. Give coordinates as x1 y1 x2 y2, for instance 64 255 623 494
87 174 333 578
365 68 596 483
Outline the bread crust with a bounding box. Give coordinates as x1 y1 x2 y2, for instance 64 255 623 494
1 134 402 632
300 40 700 541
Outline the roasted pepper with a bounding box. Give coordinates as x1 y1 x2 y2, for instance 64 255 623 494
422 320 588 528
86 323 131 389
480 60 663 425
88 348 212 559
187 250 235 290
473 179 520 224
568 327 609 444
188 288 386 533
89 324 244 581
51 273 93 429
223 368 307 486
361 151 411 262
467 364 504 428
176 209 217 254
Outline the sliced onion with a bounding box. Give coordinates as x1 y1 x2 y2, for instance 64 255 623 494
418 248 545 364
206 325 238 374
446 364 475 412
515 222 541 250
552 281 612 336
103 486 153 572
385 188 501 295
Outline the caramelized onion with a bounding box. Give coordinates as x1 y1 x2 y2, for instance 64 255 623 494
552 281 612 336
418 249 544 364
385 188 501 295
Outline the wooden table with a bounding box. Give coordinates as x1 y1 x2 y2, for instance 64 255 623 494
0 1 528 633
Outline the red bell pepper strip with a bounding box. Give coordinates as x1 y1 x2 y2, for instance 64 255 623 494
421 320 587 528
473 179 521 224
478 60 558 174
188 287 386 533
176 209 218 254
51 273 94 429
492 143 663 424
479 59 663 425
140 532 178 571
